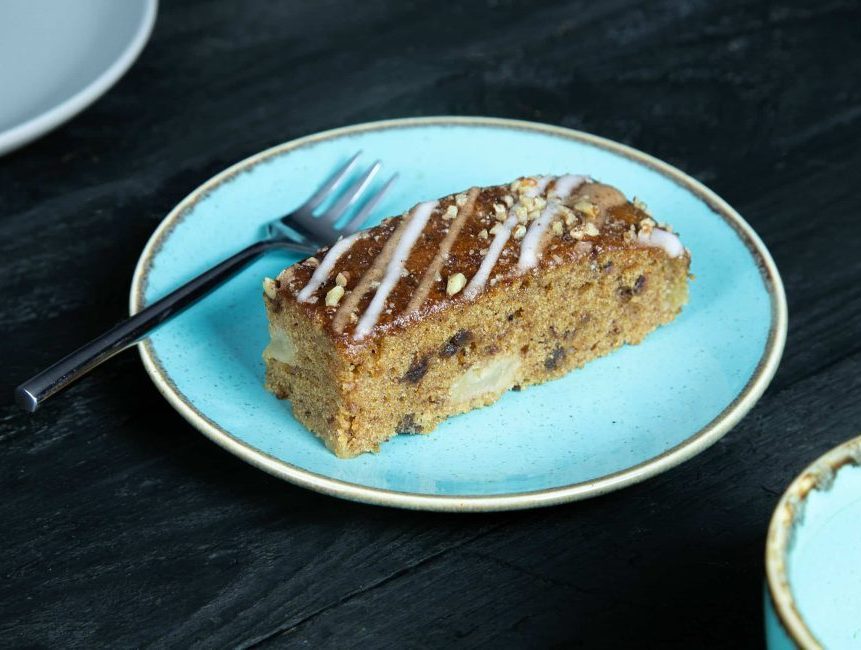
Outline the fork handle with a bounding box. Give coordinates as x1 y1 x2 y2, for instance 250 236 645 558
15 239 313 413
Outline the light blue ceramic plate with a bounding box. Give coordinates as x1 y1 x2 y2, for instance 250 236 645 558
765 435 861 649
0 0 157 155
130 117 786 511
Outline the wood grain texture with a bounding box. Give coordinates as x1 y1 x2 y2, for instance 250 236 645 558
1 0 859 647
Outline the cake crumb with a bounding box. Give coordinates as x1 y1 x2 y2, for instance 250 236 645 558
446 273 467 296
325 285 344 306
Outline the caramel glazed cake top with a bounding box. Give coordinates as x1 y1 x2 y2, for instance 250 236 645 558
263 175 690 354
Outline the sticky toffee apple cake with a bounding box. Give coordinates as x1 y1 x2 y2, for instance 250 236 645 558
262 175 690 458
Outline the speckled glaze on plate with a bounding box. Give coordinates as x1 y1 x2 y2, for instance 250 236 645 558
130 117 786 512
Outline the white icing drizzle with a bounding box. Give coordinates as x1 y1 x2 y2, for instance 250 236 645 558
517 200 560 270
354 200 438 338
297 232 360 302
553 173 588 197
517 174 586 270
638 228 684 257
464 207 520 299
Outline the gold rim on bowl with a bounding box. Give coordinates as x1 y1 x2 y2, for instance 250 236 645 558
765 434 861 649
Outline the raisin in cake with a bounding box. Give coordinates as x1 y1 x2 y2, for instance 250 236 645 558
262 175 690 458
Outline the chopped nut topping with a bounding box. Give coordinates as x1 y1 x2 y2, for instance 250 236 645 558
478 228 488 240
262 277 278 300
633 197 650 214
514 205 528 222
493 203 506 218
370 279 381 289
639 217 656 236
533 196 547 210
521 196 536 211
552 220 564 236
584 222 600 237
349 311 358 323
560 206 578 226
446 272 467 296
570 228 585 240
325 285 344 307
511 177 536 193
305 257 320 268
444 205 458 219
527 209 541 222
512 224 527 239
502 195 514 207
624 225 636 242
480 247 489 256
573 200 598 218
489 223 504 236
335 272 348 287
455 193 468 207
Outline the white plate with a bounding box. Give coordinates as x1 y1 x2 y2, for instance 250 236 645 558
0 0 157 156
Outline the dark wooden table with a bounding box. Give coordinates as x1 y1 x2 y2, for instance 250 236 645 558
2 1 859 647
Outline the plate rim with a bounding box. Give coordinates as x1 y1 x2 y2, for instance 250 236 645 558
0 0 158 156
129 116 788 512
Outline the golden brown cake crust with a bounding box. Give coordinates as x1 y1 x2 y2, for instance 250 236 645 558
272 177 687 359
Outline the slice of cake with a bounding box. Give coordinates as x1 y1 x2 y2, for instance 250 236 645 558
262 175 690 458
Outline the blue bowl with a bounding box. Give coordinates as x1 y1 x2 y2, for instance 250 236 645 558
765 435 861 648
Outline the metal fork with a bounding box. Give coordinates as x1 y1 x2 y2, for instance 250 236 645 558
15 152 396 412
